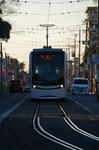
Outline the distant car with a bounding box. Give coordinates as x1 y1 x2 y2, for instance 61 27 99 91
9 80 23 93
23 86 30 93
96 82 99 101
72 78 89 95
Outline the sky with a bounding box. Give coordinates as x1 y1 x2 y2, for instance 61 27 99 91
2 0 97 71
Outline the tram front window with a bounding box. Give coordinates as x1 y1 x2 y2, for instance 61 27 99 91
32 52 64 86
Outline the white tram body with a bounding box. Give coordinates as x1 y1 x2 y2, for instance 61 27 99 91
29 46 67 99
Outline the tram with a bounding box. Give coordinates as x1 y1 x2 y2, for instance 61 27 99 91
29 46 67 99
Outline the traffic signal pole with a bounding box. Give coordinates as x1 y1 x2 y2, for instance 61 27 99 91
96 0 99 100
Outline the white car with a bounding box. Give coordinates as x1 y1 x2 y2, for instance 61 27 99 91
72 78 89 95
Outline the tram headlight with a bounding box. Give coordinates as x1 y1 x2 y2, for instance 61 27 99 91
60 85 64 88
33 85 36 88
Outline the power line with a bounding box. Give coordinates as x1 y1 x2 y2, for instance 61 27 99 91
17 10 84 16
11 24 84 36
16 0 89 5
17 11 47 16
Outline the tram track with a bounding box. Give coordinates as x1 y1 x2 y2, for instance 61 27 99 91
33 100 99 150
33 102 83 150
58 103 99 142
1 98 99 150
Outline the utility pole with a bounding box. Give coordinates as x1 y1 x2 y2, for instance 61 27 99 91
68 44 71 90
74 34 77 78
96 0 99 101
79 28 81 77
5 53 8 94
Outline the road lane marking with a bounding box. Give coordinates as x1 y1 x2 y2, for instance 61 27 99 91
0 95 29 124
67 114 95 120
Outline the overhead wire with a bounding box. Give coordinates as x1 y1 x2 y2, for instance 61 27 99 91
16 0 89 4
47 0 51 23
6 0 88 50
17 10 85 16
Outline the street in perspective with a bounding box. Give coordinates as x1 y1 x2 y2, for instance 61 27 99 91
0 0 99 150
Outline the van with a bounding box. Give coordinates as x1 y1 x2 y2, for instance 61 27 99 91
72 78 89 95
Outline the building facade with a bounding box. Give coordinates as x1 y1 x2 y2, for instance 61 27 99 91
0 54 28 94
84 6 98 94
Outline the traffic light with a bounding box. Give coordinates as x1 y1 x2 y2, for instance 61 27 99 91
20 63 25 69
23 63 25 68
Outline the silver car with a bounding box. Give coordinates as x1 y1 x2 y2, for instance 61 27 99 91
72 78 89 95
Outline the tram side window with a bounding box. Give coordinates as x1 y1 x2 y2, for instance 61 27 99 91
32 66 39 80
35 67 39 74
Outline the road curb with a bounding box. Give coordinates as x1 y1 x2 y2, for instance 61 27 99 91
0 95 29 124
65 95 93 114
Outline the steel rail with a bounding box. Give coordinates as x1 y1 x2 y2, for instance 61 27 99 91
37 117 83 150
33 103 83 150
58 104 99 142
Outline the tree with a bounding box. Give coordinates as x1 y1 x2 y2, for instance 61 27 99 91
0 17 11 41
0 0 19 41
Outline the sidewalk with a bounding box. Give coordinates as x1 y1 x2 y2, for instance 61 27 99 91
66 93 99 115
0 93 29 123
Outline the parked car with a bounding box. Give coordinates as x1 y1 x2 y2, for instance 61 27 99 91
96 82 99 101
72 78 89 95
23 86 30 93
9 80 23 93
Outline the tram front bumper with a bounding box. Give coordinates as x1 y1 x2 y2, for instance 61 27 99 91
30 88 66 99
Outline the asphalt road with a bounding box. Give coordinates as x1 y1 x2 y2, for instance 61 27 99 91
0 94 99 150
